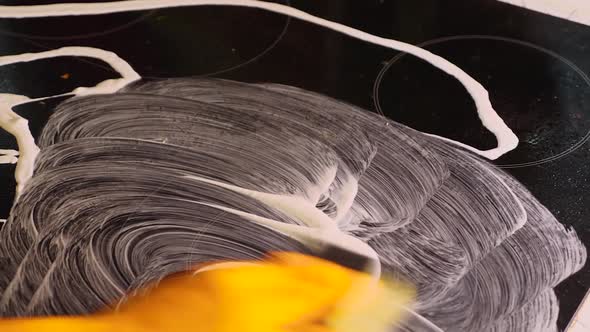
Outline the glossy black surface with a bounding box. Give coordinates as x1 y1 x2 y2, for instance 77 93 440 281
0 0 588 329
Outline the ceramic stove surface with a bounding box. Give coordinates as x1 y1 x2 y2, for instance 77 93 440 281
0 1 588 330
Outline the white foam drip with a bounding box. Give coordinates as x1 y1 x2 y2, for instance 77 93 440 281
0 47 140 197
183 174 380 275
0 94 38 197
0 149 18 165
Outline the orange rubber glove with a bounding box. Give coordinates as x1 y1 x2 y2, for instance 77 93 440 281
0 252 414 332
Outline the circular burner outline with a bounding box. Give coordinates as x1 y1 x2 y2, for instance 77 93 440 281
0 11 156 41
0 0 290 79
373 34 590 168
143 0 292 79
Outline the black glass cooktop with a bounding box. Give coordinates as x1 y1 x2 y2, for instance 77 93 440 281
0 1 588 330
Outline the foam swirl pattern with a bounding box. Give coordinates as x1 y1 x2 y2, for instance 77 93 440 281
0 79 585 332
